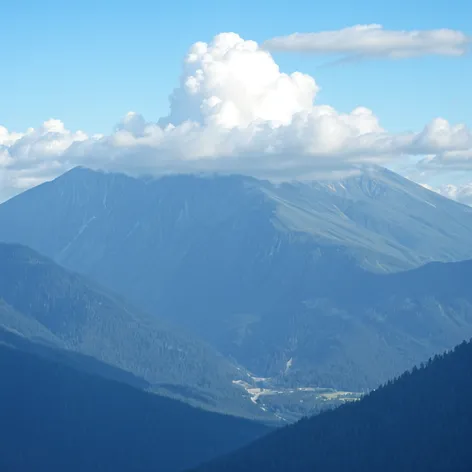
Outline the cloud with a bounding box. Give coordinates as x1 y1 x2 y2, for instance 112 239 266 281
420 182 472 206
419 149 472 171
1 32 471 201
441 183 472 205
411 118 472 153
160 33 319 128
0 121 89 200
415 120 472 172
264 25 471 59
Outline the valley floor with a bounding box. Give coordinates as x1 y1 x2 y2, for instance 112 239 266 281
233 374 361 422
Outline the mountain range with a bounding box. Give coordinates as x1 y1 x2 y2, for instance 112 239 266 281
1 166 472 398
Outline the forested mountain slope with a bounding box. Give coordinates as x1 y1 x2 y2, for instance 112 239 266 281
0 343 270 472
192 338 472 472
0 243 264 418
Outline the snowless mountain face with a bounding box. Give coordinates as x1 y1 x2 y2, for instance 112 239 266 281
264 167 472 272
0 243 270 420
1 166 472 391
0 341 271 472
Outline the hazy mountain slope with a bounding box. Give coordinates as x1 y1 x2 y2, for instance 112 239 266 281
0 343 270 472
240 258 472 391
1 166 470 276
0 299 62 347
0 243 265 418
262 167 472 271
192 339 472 472
0 326 152 391
1 168 472 392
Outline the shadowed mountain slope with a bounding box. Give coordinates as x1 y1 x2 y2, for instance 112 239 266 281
0 342 270 472
0 243 266 418
191 338 472 472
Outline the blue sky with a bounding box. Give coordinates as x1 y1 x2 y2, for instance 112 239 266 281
3 0 471 134
1 0 472 203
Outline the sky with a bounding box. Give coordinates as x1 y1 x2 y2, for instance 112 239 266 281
1 0 472 202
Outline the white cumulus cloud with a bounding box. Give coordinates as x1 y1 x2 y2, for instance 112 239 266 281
160 33 319 128
264 25 471 59
1 32 471 202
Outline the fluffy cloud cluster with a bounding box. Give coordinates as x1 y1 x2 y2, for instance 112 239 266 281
264 25 470 59
0 120 89 200
1 32 472 201
415 120 472 178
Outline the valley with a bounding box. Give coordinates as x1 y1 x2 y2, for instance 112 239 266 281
233 376 361 422
1 166 472 421
192 339 472 472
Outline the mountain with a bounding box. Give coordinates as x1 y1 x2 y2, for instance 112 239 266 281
252 257 472 391
0 243 267 419
1 167 472 393
1 166 471 278
0 324 152 391
0 341 270 472
191 338 472 472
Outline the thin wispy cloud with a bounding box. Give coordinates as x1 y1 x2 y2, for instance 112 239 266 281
264 25 471 59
